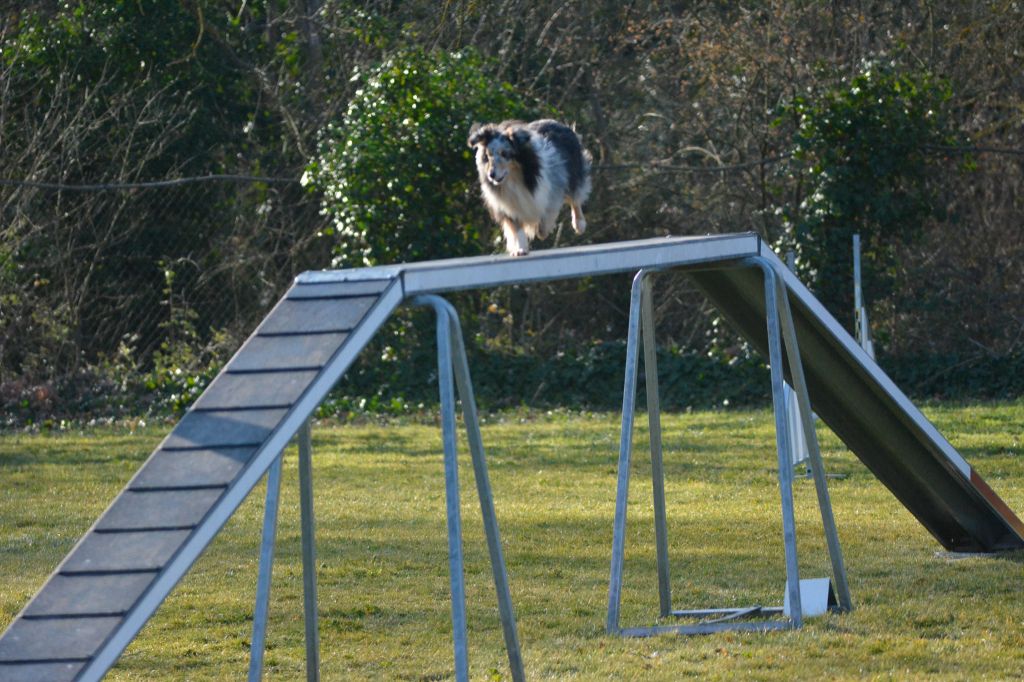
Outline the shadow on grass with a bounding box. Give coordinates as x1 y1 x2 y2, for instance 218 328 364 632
934 548 1024 564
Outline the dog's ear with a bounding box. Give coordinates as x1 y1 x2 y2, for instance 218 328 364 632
467 122 484 148
509 128 531 150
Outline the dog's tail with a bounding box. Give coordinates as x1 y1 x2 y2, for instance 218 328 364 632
575 143 594 206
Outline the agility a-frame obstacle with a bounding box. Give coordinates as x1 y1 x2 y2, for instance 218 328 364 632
1 234 1022 681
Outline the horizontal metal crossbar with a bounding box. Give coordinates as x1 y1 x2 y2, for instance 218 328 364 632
297 233 761 294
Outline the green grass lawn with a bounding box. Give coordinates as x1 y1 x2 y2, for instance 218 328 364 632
2 404 1023 680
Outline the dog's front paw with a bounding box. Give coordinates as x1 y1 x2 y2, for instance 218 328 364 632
509 248 529 257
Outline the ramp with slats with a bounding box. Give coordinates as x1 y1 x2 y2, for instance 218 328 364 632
0 275 403 682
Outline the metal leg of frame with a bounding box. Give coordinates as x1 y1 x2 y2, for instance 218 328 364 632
608 265 805 636
759 262 804 629
606 269 648 634
412 294 525 682
771 268 853 612
248 452 284 681
433 298 470 682
641 273 672 619
442 303 526 682
297 421 321 682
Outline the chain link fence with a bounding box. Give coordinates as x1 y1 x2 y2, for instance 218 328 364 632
4 157 1024 425
0 175 333 418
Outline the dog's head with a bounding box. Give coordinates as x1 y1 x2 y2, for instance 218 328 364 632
468 122 530 187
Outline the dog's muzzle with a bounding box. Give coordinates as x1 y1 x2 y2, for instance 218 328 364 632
487 171 506 186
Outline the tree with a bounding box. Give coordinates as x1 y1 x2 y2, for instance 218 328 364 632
0 1 328 384
779 61 960 328
305 48 537 267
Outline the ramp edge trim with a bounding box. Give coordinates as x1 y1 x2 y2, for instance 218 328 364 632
295 234 762 292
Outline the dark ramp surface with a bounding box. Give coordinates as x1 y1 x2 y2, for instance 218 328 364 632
690 248 1024 552
0 275 403 682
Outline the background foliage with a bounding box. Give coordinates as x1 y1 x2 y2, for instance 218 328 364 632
779 62 961 328
2 1 1023 424
307 48 537 267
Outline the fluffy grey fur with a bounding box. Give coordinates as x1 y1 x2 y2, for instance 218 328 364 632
468 119 592 256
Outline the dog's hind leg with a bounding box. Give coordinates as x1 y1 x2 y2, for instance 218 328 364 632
503 218 530 257
537 215 556 241
569 198 587 235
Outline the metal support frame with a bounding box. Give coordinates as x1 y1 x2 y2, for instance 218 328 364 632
247 299 524 682
297 421 321 681
784 251 810 470
607 262 852 637
770 263 853 615
248 453 283 681
249 420 321 681
412 294 525 682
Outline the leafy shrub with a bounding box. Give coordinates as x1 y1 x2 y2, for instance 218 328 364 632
322 337 773 415
779 61 961 328
305 48 537 267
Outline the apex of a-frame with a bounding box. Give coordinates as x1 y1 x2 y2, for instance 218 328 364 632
296 233 763 295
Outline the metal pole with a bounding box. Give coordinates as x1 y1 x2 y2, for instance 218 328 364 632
640 273 672 618
772 271 854 612
756 261 803 628
409 295 528 680
853 233 874 357
248 453 283 681
606 269 647 633
431 301 471 682
297 421 321 682
429 295 526 682
784 251 810 471
853 234 863 313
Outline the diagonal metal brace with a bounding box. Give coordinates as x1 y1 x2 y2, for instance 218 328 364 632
248 419 320 682
411 295 525 682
